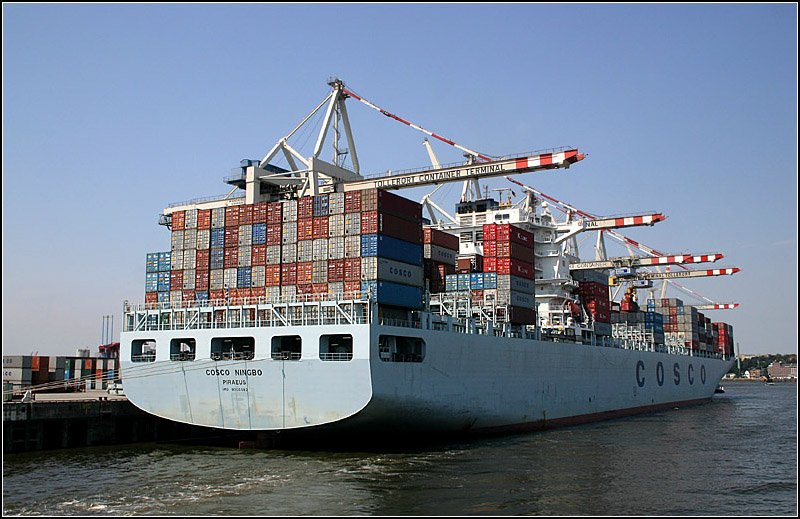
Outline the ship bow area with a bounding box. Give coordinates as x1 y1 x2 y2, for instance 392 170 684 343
120 325 373 431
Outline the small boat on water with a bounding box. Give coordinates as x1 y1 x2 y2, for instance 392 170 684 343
715 385 725 393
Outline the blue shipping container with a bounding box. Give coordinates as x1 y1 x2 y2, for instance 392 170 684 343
483 272 497 289
252 223 267 245
145 272 158 292
457 274 470 291
360 234 422 265
157 272 171 292
313 194 330 216
470 273 484 290
157 291 169 303
195 290 209 303
361 280 423 309
210 248 224 270
445 274 459 292
146 253 159 273
158 252 171 272
237 267 252 288
210 228 225 248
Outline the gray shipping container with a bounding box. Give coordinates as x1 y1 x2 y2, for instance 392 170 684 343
171 230 185 252
170 290 183 303
282 222 298 244
297 240 313 262
281 285 296 298
329 192 345 215
238 246 252 267
184 208 198 229
361 257 424 287
344 235 361 258
312 239 328 261
328 281 344 295
281 243 297 263
282 200 298 222
183 269 196 290
266 286 282 299
171 250 184 270
424 244 457 265
224 268 238 289
238 224 253 247
251 266 266 287
312 261 328 283
344 212 361 235
196 229 210 249
211 207 226 228
210 269 224 290
183 249 196 270
2 367 32 383
496 274 535 294
328 214 345 237
266 245 282 265
328 237 345 260
183 229 197 250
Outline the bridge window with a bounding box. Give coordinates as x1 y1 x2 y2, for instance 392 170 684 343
378 335 425 363
272 335 302 360
131 339 157 362
211 336 255 361
170 338 196 361
320 334 353 361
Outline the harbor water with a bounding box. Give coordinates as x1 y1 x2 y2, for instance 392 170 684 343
3 380 796 515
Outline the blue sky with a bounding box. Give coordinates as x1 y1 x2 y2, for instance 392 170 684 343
2 3 797 355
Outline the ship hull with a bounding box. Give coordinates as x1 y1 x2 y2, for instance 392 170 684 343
120 323 733 434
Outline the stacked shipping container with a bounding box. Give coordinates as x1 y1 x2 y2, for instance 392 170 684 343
645 298 734 353
572 269 612 336
146 190 425 309
2 355 119 391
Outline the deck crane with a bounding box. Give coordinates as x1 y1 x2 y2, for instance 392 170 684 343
505 177 740 309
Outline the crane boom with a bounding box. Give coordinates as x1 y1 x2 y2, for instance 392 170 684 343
694 304 740 310
609 267 740 285
570 253 724 270
339 149 584 192
582 213 665 230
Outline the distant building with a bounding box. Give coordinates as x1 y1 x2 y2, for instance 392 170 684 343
767 362 797 380
744 368 764 379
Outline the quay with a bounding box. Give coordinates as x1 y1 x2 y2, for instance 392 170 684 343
3 390 240 454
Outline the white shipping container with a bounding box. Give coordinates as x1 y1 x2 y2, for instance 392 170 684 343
171 231 185 251
282 222 297 243
170 290 183 303
266 245 282 265
344 212 361 235
183 229 197 249
281 243 297 263
344 235 361 258
3 356 32 369
184 209 198 229
2 367 32 383
328 236 345 260
328 214 345 237
266 286 282 300
238 246 252 267
282 200 298 222
361 257 424 286
211 207 226 228
312 238 328 261
183 269 196 290
495 290 534 307
297 240 313 262
328 281 344 295
196 229 210 249
424 244 457 265
312 261 328 283
183 249 196 270
210 269 224 290
328 192 345 214
251 266 266 287
224 268 238 289
238 224 253 246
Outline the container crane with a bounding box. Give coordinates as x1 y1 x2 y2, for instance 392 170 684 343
570 253 724 271
608 267 741 286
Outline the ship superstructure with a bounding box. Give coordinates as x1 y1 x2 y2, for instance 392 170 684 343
121 80 737 435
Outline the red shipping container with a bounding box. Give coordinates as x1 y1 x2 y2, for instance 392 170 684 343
252 202 268 222
182 290 196 302
483 223 497 242
239 204 253 225
266 225 282 245
328 258 345 282
297 262 313 284
267 202 283 223
225 206 240 227
170 270 183 287
457 255 483 273
224 227 239 247
197 209 211 230
252 244 267 266
361 211 378 234
298 218 314 240
296 284 313 295
265 265 281 286
361 189 422 222
494 241 534 263
312 283 328 294
298 196 314 219
145 291 158 303
423 228 459 250
224 247 238 268
483 240 497 258
195 270 209 291
195 249 210 271
172 210 185 230
471 290 484 304
209 289 226 301
313 216 329 238
344 191 362 213
344 258 361 281
281 262 297 285
495 223 533 246
344 280 361 294
251 286 266 297
487 257 533 279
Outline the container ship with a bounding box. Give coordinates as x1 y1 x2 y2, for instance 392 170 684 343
120 80 737 436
